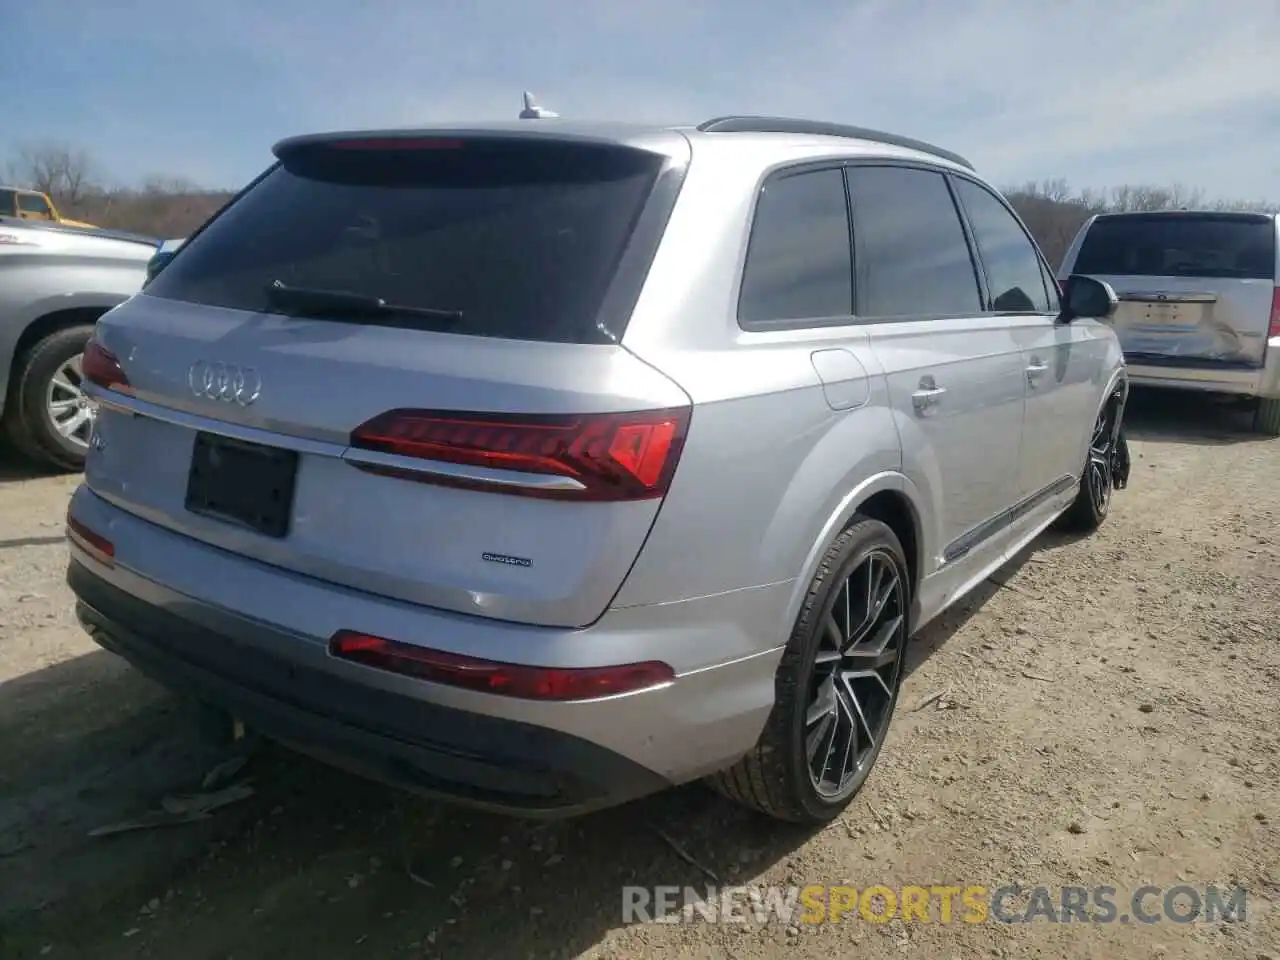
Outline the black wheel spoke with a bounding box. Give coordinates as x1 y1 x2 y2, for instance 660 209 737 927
806 674 838 726
832 685 859 784
844 667 895 701
823 612 843 650
804 547 907 799
844 615 904 669
839 673 878 746
1087 408 1114 513
806 708 836 767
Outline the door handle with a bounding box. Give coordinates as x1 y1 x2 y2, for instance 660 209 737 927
911 377 947 414
1025 358 1049 386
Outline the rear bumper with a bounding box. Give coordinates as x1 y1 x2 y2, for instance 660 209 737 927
1125 337 1280 398
64 486 786 816
71 559 668 817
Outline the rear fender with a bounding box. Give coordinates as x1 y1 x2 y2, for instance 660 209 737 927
777 469 927 643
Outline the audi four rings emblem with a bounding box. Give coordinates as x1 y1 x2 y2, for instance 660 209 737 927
187 361 262 406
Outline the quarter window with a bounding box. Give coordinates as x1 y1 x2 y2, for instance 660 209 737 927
846 166 981 317
738 168 853 325
954 178 1052 313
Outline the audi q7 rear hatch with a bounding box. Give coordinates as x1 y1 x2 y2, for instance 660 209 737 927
1070 212 1278 366
83 130 692 628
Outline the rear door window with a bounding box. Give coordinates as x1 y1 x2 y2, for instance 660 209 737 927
1074 215 1277 280
846 166 982 317
953 177 1053 313
144 139 666 344
738 167 853 325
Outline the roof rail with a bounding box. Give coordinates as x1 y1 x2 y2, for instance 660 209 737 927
695 115 974 171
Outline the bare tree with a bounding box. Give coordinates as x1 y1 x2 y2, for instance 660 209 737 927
8 140 97 208
5 138 1279 255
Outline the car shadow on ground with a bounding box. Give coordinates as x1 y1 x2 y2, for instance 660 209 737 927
1122 385 1270 446
0 646 821 958
0 446 70 486
0 653 232 928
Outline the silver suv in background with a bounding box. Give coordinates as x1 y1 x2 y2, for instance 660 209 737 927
0 218 155 469
66 115 1126 823
1060 211 1280 434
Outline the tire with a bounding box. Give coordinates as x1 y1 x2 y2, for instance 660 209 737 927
1254 397 1280 437
1057 396 1120 534
709 516 911 824
2 324 97 471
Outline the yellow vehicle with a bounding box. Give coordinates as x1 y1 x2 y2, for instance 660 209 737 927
0 186 97 229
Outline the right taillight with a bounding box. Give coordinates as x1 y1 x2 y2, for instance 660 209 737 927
82 339 131 392
1269 287 1280 338
348 407 690 501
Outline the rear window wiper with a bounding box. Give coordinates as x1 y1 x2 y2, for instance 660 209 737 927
264 280 463 326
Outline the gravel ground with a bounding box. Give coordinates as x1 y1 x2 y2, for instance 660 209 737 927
0 389 1277 960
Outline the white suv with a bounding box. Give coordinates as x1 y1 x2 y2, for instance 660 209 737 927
1060 210 1280 435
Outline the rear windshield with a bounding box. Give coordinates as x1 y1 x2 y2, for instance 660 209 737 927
1073 214 1276 279
145 139 664 343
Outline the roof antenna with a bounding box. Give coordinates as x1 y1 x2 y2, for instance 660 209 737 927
519 91 559 119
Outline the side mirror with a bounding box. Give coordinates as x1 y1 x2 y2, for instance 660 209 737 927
144 250 177 286
1057 274 1118 323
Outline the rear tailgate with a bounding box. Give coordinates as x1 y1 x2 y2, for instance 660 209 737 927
1069 213 1277 365
84 131 692 629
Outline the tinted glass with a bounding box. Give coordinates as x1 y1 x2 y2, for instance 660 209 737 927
146 140 664 343
955 178 1052 313
0 190 16 216
848 167 981 317
1074 215 1276 280
738 168 852 324
18 193 51 215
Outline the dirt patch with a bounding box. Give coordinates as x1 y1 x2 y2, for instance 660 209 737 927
1 390 1277 959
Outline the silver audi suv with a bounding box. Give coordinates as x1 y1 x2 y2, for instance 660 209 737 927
66 114 1127 823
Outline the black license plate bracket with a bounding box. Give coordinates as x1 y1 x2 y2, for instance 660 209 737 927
185 432 298 538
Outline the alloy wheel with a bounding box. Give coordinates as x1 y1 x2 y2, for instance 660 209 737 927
45 352 96 450
1087 408 1114 515
804 549 906 798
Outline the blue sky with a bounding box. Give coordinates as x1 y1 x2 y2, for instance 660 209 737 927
3 0 1277 199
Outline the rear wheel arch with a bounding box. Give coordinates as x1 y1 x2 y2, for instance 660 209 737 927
781 473 928 639
854 489 922 610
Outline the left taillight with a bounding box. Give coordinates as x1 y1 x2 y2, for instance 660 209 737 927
348 407 690 501
66 512 115 567
82 338 130 393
